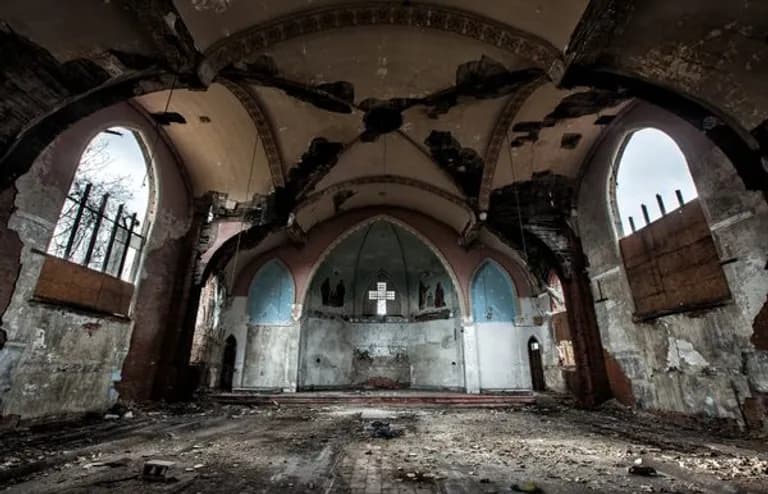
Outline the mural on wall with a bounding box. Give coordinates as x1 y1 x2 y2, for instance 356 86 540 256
320 275 346 307
417 274 447 311
247 259 294 325
307 220 457 320
471 260 517 323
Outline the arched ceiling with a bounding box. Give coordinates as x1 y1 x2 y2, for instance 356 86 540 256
296 180 472 234
136 82 276 202
175 0 589 53
133 4 629 235
2 0 766 284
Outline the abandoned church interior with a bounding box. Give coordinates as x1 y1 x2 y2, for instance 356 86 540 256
0 1 767 492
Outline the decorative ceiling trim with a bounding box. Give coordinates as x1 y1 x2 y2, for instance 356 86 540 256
218 78 286 188
297 174 473 215
199 2 563 83
478 78 545 211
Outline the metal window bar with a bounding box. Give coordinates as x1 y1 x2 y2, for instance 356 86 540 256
56 181 145 282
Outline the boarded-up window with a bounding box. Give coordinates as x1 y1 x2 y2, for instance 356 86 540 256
34 254 134 316
619 199 730 320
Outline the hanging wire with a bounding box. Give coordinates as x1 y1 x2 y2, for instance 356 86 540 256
228 132 261 288
382 134 388 176
141 76 178 188
505 131 529 263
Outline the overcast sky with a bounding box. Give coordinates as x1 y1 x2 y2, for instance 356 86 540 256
615 128 698 236
80 127 150 220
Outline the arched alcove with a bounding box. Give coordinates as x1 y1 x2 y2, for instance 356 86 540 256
528 336 545 391
299 219 464 391
47 126 152 281
220 335 237 391
613 128 698 237
247 259 294 325
471 260 518 323
306 219 458 320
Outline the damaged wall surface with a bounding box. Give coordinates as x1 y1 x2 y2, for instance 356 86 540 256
299 317 464 391
578 102 768 422
199 210 560 395
0 103 193 420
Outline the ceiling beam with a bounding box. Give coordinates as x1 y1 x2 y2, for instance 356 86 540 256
218 78 286 189
478 77 546 211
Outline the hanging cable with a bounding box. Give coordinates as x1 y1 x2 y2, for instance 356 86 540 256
229 131 261 288
141 75 178 188
505 131 529 263
382 134 388 176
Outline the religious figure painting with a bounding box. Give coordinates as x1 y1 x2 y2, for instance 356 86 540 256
320 277 345 307
434 282 445 308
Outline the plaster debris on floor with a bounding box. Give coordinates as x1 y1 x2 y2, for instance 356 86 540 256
1 396 766 493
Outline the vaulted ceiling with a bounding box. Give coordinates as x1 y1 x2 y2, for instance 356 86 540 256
2 0 766 280
131 0 627 236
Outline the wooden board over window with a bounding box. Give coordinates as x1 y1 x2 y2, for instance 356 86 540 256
619 199 731 320
34 254 134 317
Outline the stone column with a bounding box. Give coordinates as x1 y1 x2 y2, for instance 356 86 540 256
561 233 612 406
462 316 481 394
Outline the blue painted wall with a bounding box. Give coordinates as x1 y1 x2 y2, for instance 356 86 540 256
248 259 294 325
471 261 517 323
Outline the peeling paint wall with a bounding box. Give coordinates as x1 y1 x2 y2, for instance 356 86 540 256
0 102 193 420
578 102 768 422
203 209 558 394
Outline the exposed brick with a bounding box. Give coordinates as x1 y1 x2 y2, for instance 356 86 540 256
603 351 635 407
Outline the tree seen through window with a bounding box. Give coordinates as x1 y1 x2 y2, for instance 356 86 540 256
48 127 150 281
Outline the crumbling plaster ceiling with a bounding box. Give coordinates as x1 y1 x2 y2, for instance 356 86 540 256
492 83 630 189
175 0 590 52
133 17 625 229
0 0 631 272
296 181 472 234
136 83 275 202
0 0 155 62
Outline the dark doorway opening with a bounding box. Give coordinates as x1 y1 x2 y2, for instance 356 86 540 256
528 337 545 391
220 335 237 391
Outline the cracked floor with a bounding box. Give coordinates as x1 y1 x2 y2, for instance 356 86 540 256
1 397 766 493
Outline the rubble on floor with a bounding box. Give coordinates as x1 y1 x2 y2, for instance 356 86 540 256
0 396 765 493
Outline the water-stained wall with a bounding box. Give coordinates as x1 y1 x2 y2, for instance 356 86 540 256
0 102 193 420
205 210 557 393
578 102 768 424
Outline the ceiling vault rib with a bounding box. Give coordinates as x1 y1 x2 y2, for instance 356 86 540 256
198 2 564 84
296 175 472 215
218 78 286 188
394 130 465 196
478 78 546 211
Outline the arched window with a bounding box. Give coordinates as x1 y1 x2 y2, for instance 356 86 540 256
247 259 294 325
614 128 698 237
48 127 151 281
471 261 517 323
547 271 566 313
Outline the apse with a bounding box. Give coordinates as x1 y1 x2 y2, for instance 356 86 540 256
299 219 464 391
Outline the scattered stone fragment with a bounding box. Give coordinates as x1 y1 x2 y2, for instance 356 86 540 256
142 459 176 482
368 420 402 439
512 481 544 493
629 465 659 477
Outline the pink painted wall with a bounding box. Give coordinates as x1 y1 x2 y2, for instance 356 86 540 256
232 207 534 315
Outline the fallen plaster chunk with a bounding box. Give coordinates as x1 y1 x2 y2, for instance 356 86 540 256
667 337 709 370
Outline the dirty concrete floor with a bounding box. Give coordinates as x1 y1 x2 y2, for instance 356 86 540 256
1 397 766 493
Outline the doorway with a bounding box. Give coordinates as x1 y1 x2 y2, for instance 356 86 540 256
528 337 545 391
220 335 237 391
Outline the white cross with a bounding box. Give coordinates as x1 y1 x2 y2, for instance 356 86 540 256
368 282 395 315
